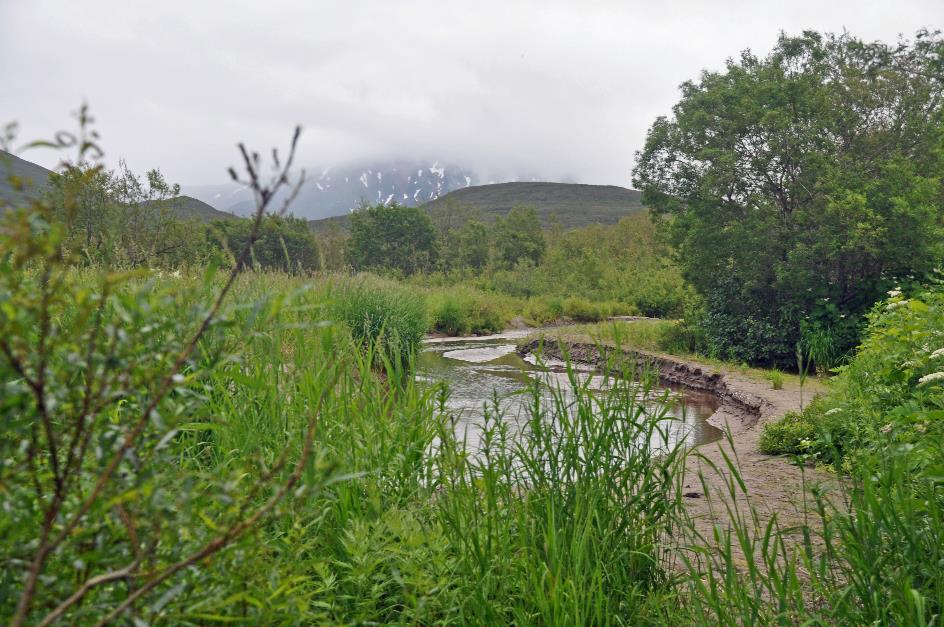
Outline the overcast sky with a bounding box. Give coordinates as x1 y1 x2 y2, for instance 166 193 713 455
1 0 940 186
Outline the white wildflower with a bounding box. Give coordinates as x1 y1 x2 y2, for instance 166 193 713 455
915 423 927 433
930 348 944 360
888 288 902 297
886 300 907 310
824 408 842 416
171 269 182 279
918 371 944 385
880 423 893 434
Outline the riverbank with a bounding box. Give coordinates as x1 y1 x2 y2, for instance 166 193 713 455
517 337 833 572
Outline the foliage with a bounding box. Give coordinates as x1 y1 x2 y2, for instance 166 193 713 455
753 283 944 623
45 162 211 268
0 122 340 625
493 205 546 267
329 276 428 370
634 29 944 364
212 213 321 273
347 202 438 275
763 283 944 467
758 410 816 454
427 286 504 336
418 212 688 319
457 218 490 271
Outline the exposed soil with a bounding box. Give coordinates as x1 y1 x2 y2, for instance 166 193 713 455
517 339 834 572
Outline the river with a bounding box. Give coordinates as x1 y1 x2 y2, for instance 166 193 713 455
417 332 722 453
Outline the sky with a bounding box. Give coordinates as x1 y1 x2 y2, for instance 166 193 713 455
1 0 940 187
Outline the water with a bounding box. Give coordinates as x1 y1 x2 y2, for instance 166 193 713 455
417 334 722 453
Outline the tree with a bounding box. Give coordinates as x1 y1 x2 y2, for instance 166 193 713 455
494 206 545 268
633 30 944 365
458 219 490 271
214 214 321 273
347 202 438 275
46 162 209 268
428 198 482 272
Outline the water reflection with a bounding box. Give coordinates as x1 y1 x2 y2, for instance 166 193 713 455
417 336 722 453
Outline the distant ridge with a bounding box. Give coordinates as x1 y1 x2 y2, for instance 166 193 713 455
0 151 236 222
0 150 53 206
309 181 644 232
142 196 237 222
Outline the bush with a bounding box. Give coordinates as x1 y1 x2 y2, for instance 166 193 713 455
330 277 427 369
563 296 609 322
766 368 784 390
764 286 944 467
759 411 816 455
427 288 505 336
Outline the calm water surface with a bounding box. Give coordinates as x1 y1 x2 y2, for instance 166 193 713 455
417 333 722 453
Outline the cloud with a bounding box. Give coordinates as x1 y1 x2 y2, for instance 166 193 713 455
1 0 938 186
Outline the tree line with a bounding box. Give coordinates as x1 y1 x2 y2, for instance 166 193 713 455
31 161 324 273
344 200 546 276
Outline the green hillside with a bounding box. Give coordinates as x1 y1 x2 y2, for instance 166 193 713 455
142 196 237 222
1 151 235 222
309 181 644 232
0 150 53 206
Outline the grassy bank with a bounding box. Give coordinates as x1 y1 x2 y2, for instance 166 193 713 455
1 267 691 623
4 262 944 624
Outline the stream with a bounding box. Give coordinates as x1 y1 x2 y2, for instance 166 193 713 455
417 332 723 453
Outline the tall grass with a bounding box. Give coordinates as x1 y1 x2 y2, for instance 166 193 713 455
328 274 427 370
159 281 693 623
434 351 687 624
8 263 941 623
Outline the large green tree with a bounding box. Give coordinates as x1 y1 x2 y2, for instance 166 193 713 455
633 30 944 365
347 202 438 275
494 206 546 268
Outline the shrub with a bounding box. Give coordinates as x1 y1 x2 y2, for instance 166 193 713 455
427 288 505 336
431 295 466 336
657 320 706 354
330 277 427 369
766 368 784 390
563 296 608 322
763 287 944 467
524 296 564 325
759 411 816 455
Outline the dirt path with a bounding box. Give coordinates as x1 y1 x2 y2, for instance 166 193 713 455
517 339 833 571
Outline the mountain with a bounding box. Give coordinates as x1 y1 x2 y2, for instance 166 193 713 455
0 150 53 206
142 196 237 222
1 151 236 222
309 181 645 232
183 159 478 220
424 182 644 228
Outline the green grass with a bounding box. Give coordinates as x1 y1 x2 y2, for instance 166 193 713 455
5 259 943 624
327 274 427 370
164 275 689 622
